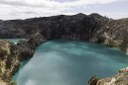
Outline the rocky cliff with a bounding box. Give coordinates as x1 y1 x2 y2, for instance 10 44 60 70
90 14 128 54
0 13 96 40
0 33 46 85
0 13 128 53
0 13 128 85
0 40 20 85
89 67 128 85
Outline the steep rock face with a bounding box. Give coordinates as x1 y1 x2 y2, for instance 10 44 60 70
0 13 128 53
0 33 46 85
0 13 97 40
96 19 128 53
89 67 128 85
17 33 47 61
28 32 47 49
90 14 128 53
0 40 20 85
0 13 128 85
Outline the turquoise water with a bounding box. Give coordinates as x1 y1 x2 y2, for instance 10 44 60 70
14 40 128 85
1 38 26 44
0 39 21 44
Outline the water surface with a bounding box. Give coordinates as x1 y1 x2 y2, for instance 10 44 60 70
14 40 128 85
1 39 21 44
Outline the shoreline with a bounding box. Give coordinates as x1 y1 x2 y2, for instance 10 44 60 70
0 13 128 85
0 34 128 85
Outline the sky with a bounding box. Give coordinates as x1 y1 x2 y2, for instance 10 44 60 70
0 0 128 20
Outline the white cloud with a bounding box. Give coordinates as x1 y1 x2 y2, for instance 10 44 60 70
0 0 121 20
0 0 118 8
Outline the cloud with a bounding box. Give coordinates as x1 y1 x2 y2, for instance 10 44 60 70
0 0 118 8
0 0 123 20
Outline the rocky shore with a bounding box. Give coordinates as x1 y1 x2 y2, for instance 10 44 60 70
0 13 128 53
0 13 128 85
88 67 128 85
0 33 46 85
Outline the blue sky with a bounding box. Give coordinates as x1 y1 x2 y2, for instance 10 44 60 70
0 0 127 20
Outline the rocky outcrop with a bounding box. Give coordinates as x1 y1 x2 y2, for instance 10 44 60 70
90 15 128 53
0 13 128 85
89 67 128 85
0 13 96 40
88 76 100 85
17 32 47 61
0 13 128 54
0 33 46 85
0 40 20 85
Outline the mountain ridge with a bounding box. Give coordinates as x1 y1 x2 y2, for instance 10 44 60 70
0 13 127 53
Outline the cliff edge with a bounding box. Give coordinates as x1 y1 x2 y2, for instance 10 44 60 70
0 13 128 85
0 13 128 54
0 33 46 85
89 67 128 85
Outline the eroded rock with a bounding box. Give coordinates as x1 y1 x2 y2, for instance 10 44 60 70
0 33 46 85
0 40 20 85
89 67 128 85
17 33 47 61
0 13 128 85
0 13 128 54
